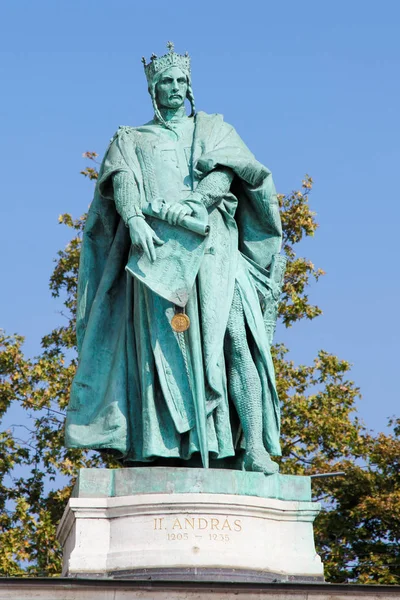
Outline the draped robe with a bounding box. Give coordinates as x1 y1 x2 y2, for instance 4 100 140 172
65 111 283 464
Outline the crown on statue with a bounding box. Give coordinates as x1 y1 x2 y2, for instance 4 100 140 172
142 41 191 85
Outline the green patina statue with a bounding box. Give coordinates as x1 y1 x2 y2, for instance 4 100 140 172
65 43 286 475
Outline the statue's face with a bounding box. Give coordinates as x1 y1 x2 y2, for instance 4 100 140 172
155 66 188 109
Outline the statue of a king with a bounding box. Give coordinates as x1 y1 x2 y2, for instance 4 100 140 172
65 43 286 475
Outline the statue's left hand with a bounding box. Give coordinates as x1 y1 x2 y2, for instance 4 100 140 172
164 203 193 226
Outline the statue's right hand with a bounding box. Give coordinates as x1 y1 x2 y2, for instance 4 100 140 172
128 217 164 263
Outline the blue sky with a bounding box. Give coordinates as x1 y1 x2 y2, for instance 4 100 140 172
1 0 399 434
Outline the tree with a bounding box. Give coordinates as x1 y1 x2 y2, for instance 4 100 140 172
0 156 398 581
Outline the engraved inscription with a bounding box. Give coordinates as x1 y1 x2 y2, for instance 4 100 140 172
153 517 165 530
167 533 188 541
152 516 242 542
209 533 230 542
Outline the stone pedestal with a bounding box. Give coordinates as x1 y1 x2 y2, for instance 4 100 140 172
57 468 323 582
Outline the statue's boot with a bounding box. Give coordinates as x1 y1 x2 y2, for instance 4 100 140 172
243 447 279 475
225 286 279 476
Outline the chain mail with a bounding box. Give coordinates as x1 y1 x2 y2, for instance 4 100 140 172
195 167 234 208
224 285 263 451
112 171 142 225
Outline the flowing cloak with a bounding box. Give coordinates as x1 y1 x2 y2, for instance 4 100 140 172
65 111 283 463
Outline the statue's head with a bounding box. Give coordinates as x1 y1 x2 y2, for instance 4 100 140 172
154 66 188 111
142 42 195 124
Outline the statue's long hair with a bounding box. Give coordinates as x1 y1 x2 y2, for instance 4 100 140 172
149 71 195 130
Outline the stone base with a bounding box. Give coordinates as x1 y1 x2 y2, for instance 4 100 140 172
3 580 400 600
57 468 323 582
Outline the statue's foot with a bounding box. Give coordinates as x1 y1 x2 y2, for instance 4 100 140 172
243 448 279 475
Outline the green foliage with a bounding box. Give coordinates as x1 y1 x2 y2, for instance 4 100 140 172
0 156 398 581
278 176 325 326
